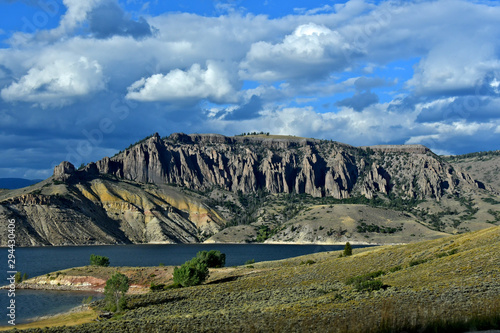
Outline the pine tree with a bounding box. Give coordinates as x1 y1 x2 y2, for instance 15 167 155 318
344 242 353 256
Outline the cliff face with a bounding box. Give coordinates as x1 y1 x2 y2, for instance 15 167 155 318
95 133 482 200
0 175 224 246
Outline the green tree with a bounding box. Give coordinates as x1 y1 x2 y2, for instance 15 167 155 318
104 272 129 312
90 254 110 267
196 250 226 268
22 273 28 282
256 225 272 243
14 272 22 283
344 242 353 256
173 257 209 287
82 295 93 306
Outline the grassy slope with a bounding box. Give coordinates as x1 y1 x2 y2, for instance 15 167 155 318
267 204 448 244
10 225 500 332
206 200 482 245
0 310 96 332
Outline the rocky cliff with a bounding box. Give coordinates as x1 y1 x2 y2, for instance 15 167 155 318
95 133 484 200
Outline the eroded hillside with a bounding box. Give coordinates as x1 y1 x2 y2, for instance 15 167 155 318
0 172 224 246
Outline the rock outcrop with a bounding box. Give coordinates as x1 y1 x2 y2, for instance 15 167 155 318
53 161 75 182
93 133 480 200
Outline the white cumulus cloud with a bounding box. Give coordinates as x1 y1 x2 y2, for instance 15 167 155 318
240 23 361 81
126 61 237 103
1 56 106 107
407 41 500 96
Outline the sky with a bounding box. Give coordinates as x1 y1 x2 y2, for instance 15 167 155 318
1 0 500 179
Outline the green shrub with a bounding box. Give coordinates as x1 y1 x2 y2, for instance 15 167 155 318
356 222 403 234
82 296 93 305
244 259 255 265
436 248 459 258
357 279 383 292
150 282 166 292
90 254 110 267
409 258 429 267
196 250 226 268
346 270 386 292
256 225 274 242
346 270 385 284
389 265 402 273
173 257 209 287
164 282 182 289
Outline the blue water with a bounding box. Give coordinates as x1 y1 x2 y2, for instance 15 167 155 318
1 243 369 325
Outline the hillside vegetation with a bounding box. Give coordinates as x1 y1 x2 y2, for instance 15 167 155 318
9 226 500 332
446 150 500 192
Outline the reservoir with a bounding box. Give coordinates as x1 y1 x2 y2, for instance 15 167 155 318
1 243 369 325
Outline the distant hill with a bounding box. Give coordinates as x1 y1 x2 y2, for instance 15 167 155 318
0 178 41 190
445 150 500 192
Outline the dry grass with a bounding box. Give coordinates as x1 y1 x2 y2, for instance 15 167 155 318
10 226 500 332
0 309 96 331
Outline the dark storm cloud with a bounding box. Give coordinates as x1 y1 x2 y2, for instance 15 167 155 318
416 97 499 124
88 1 154 39
335 91 379 112
224 95 263 120
354 77 393 91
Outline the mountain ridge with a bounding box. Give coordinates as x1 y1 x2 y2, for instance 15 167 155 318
1 133 498 246
0 178 42 190
92 132 486 199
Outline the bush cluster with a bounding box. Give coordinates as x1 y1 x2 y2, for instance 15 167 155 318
90 254 110 267
196 250 226 268
346 270 385 292
171 250 226 288
408 258 429 267
173 257 209 287
356 222 403 234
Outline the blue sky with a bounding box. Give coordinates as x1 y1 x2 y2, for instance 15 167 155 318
0 0 500 179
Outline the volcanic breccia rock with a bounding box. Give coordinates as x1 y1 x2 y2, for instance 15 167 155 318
96 133 481 200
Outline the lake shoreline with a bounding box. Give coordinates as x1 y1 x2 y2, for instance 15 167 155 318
1 243 370 326
24 304 91 323
0 282 106 292
0 305 97 331
0 240 388 249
